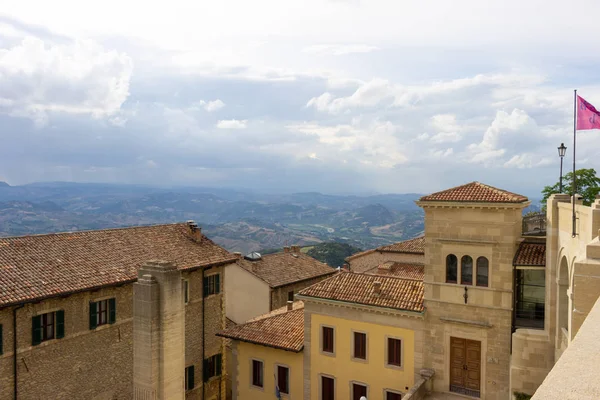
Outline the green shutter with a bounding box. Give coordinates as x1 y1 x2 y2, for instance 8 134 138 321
203 359 209 382
188 365 195 390
216 354 222 376
215 274 221 294
32 315 42 346
109 298 116 324
203 277 209 298
0 324 3 355
55 310 65 339
89 301 98 330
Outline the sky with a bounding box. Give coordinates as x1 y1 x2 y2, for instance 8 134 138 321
1 0 600 196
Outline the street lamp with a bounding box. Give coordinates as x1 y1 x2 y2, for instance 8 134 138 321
558 143 567 192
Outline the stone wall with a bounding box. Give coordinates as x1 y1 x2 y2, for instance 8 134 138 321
270 274 334 311
510 329 554 396
348 251 424 273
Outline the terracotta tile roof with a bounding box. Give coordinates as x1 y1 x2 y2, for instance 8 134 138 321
377 236 425 254
217 304 305 352
298 272 424 313
344 248 376 261
364 262 425 280
419 182 528 203
237 252 335 288
513 241 546 267
0 223 237 308
246 300 305 323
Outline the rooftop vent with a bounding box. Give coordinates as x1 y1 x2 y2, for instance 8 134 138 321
244 251 262 261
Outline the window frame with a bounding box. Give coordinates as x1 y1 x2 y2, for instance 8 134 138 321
350 381 368 400
287 290 294 302
33 310 64 345
385 336 404 370
203 353 222 382
183 279 190 304
384 389 404 400
275 363 290 395
250 358 264 389
460 255 473 285
319 374 336 400
185 365 195 391
351 330 368 362
89 297 116 330
446 254 458 284
320 325 335 356
476 256 489 287
203 273 221 298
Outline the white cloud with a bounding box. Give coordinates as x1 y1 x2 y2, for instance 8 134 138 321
306 78 393 114
198 99 225 112
302 44 380 56
503 154 553 169
430 132 462 144
216 119 248 129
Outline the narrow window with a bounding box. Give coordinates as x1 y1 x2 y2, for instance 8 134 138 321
387 338 402 367
251 360 263 388
277 365 290 395
203 274 221 297
321 376 335 400
0 324 3 355
476 257 489 287
385 391 403 400
352 383 367 400
353 332 366 360
288 290 294 302
446 254 457 283
185 365 195 391
461 255 473 285
322 326 334 353
183 280 190 304
33 311 64 345
90 298 116 329
203 354 222 382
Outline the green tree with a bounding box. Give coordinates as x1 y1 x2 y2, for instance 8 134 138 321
542 168 600 208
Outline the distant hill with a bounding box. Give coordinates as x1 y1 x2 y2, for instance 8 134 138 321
306 242 362 268
0 182 9 187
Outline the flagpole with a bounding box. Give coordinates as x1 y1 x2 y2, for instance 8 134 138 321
572 89 577 237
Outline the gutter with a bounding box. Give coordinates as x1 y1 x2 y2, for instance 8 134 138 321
13 304 24 400
295 294 425 317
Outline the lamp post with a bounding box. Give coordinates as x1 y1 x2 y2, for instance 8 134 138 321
558 143 567 193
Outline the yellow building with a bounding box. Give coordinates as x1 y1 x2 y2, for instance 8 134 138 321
218 302 305 400
297 272 426 400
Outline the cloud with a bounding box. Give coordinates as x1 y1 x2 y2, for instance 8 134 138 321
0 36 133 125
430 132 462 144
302 44 380 56
216 119 248 129
306 78 393 113
198 99 225 112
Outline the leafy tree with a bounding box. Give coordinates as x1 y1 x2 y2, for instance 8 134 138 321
306 242 362 268
542 168 600 208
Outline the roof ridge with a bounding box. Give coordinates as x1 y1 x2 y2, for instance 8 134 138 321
346 271 425 283
238 307 304 326
0 222 190 241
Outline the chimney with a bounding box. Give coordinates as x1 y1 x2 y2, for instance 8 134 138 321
373 281 382 295
283 246 290 253
233 252 242 259
187 220 201 242
287 300 293 311
291 245 300 254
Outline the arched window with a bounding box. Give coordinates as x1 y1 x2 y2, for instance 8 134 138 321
461 255 473 285
446 254 457 283
476 257 489 287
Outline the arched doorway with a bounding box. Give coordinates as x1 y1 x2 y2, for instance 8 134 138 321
557 256 570 346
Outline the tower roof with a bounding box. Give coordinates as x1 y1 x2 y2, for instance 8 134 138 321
419 182 528 204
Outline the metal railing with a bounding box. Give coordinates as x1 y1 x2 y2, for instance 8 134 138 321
522 212 546 236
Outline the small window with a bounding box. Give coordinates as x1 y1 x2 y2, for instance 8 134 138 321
385 390 403 400
0 324 3 355
322 326 334 354
203 274 221 297
321 376 335 400
32 310 64 345
461 255 473 285
353 332 366 360
251 360 263 388
183 279 190 304
476 257 489 287
89 298 116 329
387 338 402 367
185 365 195 391
203 354 222 382
352 383 367 400
277 365 290 395
446 254 457 283
288 290 294 302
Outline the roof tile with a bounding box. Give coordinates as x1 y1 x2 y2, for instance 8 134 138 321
513 241 546 267
377 236 425 254
364 262 425 280
419 182 528 203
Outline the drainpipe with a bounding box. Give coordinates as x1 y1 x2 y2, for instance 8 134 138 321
13 304 24 400
202 266 205 400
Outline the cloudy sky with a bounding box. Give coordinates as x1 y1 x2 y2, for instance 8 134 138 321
1 0 600 196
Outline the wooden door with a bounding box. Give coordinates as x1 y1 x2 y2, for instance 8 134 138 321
352 383 367 400
449 337 481 397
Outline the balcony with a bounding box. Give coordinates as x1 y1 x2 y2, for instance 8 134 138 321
522 212 546 236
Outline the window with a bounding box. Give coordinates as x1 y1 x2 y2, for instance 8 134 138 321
476 257 489 287
288 290 294 302
446 254 457 283
183 279 189 304
322 326 334 354
32 310 64 345
203 274 221 297
385 390 403 400
251 359 263 388
203 354 222 382
89 298 116 329
277 365 290 395
387 338 402 367
0 324 3 355
185 365 195 391
352 383 367 400
461 255 473 285
321 376 335 400
353 332 366 360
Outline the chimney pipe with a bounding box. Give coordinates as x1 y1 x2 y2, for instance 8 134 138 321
283 246 290 253
287 301 293 311
233 252 242 259
373 281 382 295
186 220 201 242
291 245 300 254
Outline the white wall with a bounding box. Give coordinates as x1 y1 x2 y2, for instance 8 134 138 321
224 264 270 324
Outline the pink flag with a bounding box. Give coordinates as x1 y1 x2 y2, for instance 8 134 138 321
577 95 600 130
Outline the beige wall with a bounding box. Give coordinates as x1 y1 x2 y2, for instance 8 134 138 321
0 263 232 400
270 275 333 311
349 251 424 273
224 264 270 324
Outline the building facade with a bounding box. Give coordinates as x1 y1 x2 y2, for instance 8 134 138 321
346 236 425 274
